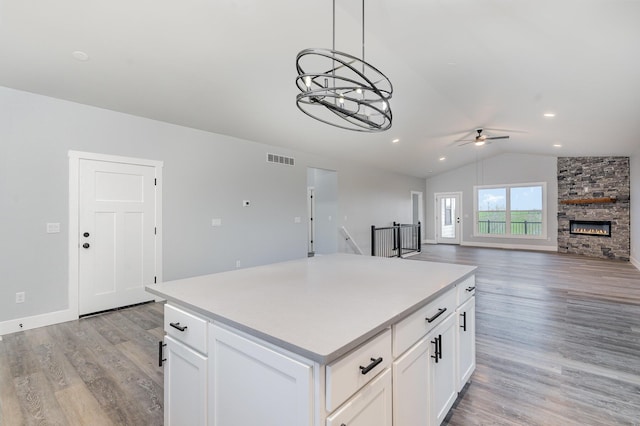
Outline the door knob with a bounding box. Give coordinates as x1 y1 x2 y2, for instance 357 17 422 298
83 232 90 238
82 243 90 249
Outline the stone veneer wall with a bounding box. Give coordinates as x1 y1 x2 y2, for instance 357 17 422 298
557 157 630 260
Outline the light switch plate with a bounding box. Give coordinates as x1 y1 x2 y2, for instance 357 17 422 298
212 218 222 227
46 223 61 233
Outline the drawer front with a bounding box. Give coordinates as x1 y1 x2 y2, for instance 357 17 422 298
326 328 392 412
457 275 476 306
165 304 208 354
392 288 455 357
326 368 392 426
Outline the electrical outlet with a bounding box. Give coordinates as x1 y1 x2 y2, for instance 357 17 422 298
16 292 25 303
235 260 241 268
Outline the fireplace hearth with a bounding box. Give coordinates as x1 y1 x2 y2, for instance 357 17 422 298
569 220 611 237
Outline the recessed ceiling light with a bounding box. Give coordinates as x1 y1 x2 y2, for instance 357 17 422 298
543 113 556 118
439 157 446 161
553 144 562 148
72 50 89 61
392 138 400 143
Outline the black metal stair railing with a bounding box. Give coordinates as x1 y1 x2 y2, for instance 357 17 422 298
371 221 421 258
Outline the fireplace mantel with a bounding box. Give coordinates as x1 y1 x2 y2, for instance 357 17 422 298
559 197 616 205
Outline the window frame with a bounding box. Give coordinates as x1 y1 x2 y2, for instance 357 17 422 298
473 182 547 240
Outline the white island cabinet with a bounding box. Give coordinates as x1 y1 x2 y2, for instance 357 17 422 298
147 253 477 426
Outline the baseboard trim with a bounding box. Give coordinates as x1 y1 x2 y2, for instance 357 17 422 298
0 308 76 336
631 255 640 271
424 239 437 245
460 241 558 252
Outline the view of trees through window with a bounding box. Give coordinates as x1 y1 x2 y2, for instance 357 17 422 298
476 184 543 236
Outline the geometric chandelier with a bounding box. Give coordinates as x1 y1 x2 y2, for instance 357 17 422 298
295 0 393 132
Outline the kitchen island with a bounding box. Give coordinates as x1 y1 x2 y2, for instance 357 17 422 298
147 253 477 426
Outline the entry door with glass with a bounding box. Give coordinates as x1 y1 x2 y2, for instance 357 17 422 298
435 193 461 244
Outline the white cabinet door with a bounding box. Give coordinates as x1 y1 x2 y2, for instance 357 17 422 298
326 368 392 426
209 324 313 426
392 338 429 426
456 297 476 392
429 314 457 426
164 336 207 426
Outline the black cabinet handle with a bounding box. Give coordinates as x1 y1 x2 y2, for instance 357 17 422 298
438 334 443 360
431 336 439 363
466 286 476 292
170 322 187 332
426 308 447 323
158 341 167 367
460 311 467 332
359 357 383 375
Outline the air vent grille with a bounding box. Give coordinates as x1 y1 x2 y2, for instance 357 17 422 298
267 153 295 166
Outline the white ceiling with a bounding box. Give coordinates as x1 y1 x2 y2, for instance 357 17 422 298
2 0 639 178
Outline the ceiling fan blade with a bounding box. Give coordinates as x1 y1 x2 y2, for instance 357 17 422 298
482 127 528 134
457 141 475 146
486 136 510 140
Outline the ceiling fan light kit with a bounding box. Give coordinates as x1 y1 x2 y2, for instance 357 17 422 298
295 0 393 132
458 128 510 146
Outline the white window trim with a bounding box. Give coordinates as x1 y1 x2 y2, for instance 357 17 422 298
473 182 547 240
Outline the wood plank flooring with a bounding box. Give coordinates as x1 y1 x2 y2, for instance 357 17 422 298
0 302 164 426
410 245 640 426
1 247 639 425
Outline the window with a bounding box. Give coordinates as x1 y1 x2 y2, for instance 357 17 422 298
474 183 546 238
444 198 453 226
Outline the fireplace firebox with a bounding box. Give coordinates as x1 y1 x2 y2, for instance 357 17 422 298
569 220 611 237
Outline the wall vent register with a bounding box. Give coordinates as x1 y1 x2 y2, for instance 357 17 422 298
569 220 611 237
267 153 295 166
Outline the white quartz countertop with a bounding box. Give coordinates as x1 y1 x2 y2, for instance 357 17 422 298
146 253 476 364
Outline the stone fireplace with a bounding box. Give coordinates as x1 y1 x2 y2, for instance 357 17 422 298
557 157 630 261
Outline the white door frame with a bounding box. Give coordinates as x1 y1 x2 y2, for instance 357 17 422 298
307 186 315 254
411 191 424 242
68 151 163 318
434 192 462 245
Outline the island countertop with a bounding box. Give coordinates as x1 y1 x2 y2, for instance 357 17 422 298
146 253 476 364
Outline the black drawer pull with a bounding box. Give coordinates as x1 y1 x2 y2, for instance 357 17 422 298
170 322 188 332
359 357 383 375
426 308 447 323
460 311 467 331
466 286 476 292
158 341 167 367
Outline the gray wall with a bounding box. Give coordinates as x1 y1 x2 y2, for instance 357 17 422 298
0 86 425 324
425 153 558 250
631 149 640 268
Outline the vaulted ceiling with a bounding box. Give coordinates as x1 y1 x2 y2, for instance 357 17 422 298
2 0 639 177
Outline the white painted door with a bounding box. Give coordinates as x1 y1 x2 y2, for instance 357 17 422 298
429 314 457 426
393 337 430 426
209 324 313 426
435 193 461 245
456 297 476 392
79 159 156 315
164 336 208 426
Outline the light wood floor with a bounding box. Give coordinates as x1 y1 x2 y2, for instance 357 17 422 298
411 245 640 426
1 247 639 425
0 302 165 426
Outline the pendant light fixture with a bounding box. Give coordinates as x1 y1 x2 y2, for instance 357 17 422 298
295 0 393 132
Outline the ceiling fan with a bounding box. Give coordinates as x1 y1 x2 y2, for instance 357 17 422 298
458 128 510 146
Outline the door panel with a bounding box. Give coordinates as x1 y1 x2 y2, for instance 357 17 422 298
436 193 461 245
79 159 156 315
